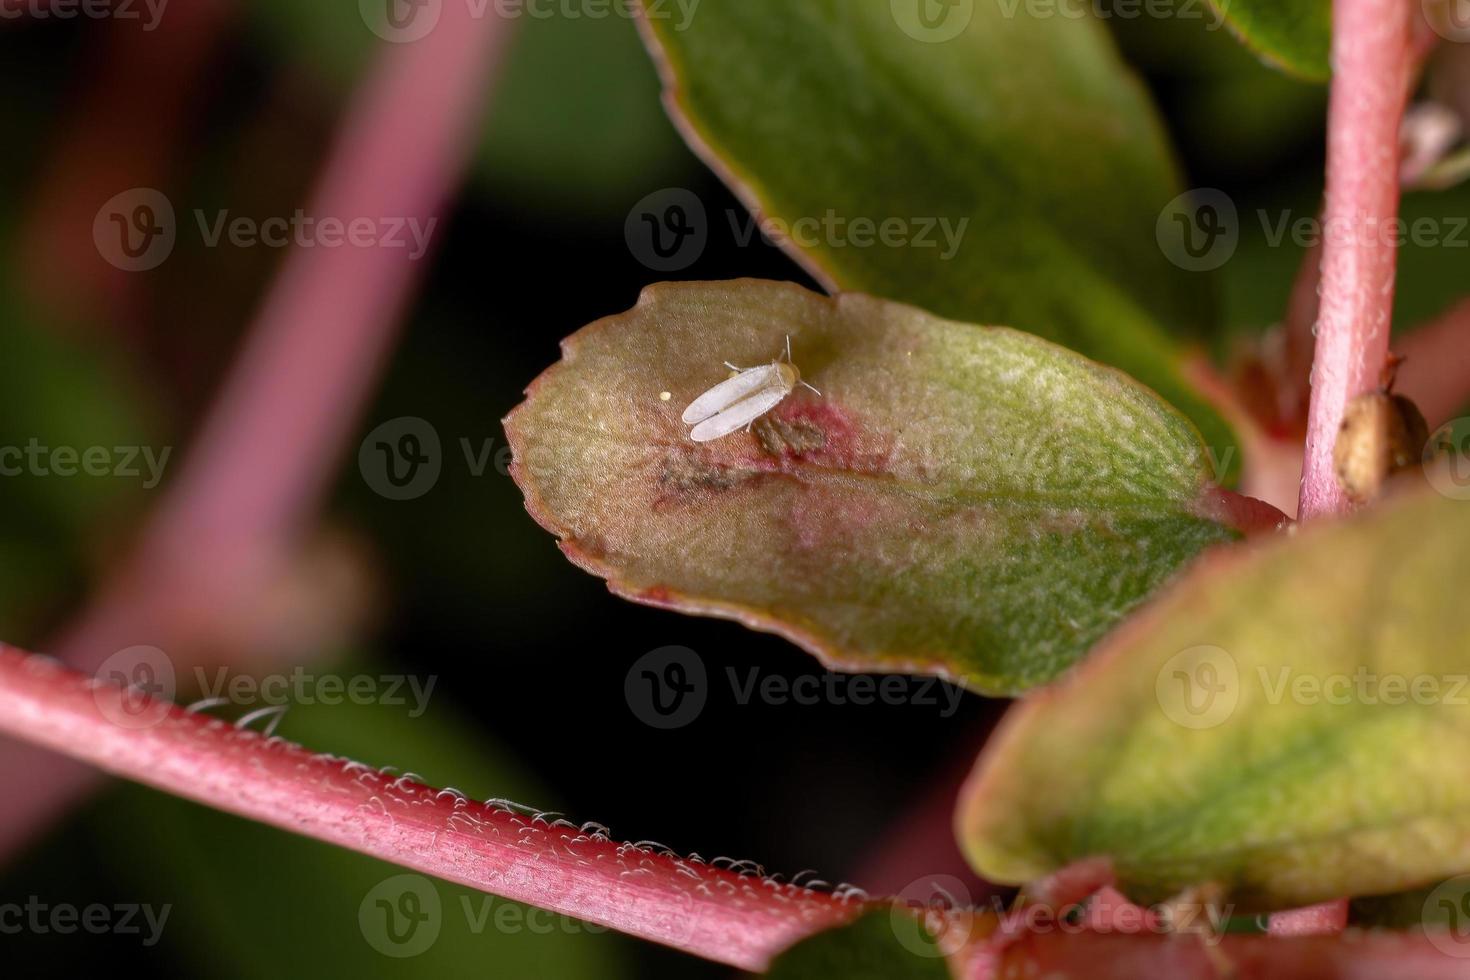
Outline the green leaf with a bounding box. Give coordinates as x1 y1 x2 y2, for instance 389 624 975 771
763 909 954 980
637 0 1238 468
92 665 631 980
507 279 1256 694
1206 0 1332 81
959 486 1470 908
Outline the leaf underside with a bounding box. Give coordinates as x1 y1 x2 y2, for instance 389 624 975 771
1207 0 1332 81
507 280 1242 694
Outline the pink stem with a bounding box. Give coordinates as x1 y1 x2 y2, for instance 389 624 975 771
0 9 513 859
0 645 861 970
1297 0 1414 520
18 0 233 322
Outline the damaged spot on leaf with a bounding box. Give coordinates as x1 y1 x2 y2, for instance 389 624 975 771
754 414 827 457
505 280 1275 694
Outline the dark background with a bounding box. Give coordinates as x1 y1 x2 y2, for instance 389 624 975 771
0 5 1459 978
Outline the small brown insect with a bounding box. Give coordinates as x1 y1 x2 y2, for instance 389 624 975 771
1333 356 1428 504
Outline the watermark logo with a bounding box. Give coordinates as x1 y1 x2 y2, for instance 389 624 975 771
1425 418 1470 501
624 647 968 728
359 417 443 500
626 188 708 272
0 0 170 31
891 875 974 958
1156 188 1238 272
1424 0 1470 43
0 439 171 488
93 645 175 730
1156 645 1239 729
990 0 1229 29
361 0 443 42
94 188 176 272
193 666 437 718
625 645 708 729
1425 875 1470 958
0 897 171 946
890 0 974 42
94 188 438 269
360 875 442 957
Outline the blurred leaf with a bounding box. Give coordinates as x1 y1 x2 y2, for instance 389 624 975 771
959 487 1470 909
507 280 1255 695
762 910 953 979
637 0 1237 465
245 3 687 210
94 665 631 980
1206 0 1331 80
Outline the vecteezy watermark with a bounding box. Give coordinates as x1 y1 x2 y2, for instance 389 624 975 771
359 417 445 500
1159 188 1470 271
624 187 971 272
360 0 700 44
360 875 442 957
989 891 1234 945
1424 875 1470 958
0 897 171 946
1156 645 1239 730
1157 645 1470 729
93 188 176 272
358 875 606 957
91 646 437 730
890 0 975 43
93 188 437 272
624 646 967 729
358 418 523 500
890 875 978 958
729 210 970 262
1156 188 1239 272
1425 418 1470 501
0 0 169 31
193 666 437 718
92 645 176 730
992 0 1229 28
625 646 709 729
0 439 171 488
1423 0 1470 43
625 188 709 273
1256 210 1470 251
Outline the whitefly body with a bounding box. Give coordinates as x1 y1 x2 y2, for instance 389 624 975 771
681 339 819 443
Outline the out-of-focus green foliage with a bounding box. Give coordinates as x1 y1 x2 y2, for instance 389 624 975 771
245 2 691 210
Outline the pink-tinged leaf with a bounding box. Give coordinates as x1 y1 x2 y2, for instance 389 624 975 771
506 280 1281 694
958 483 1470 909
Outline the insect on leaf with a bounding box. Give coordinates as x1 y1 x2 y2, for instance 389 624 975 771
505 280 1278 694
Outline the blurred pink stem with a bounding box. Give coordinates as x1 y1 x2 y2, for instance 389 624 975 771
0 9 513 859
1396 296 1470 426
0 645 861 970
1297 0 1413 520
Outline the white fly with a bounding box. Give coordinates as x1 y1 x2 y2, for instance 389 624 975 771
682 337 820 443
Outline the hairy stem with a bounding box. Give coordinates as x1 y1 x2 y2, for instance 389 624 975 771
1297 0 1414 520
0 645 861 970
0 7 513 860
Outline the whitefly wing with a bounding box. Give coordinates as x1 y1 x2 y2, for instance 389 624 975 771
682 364 782 424
689 385 790 443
